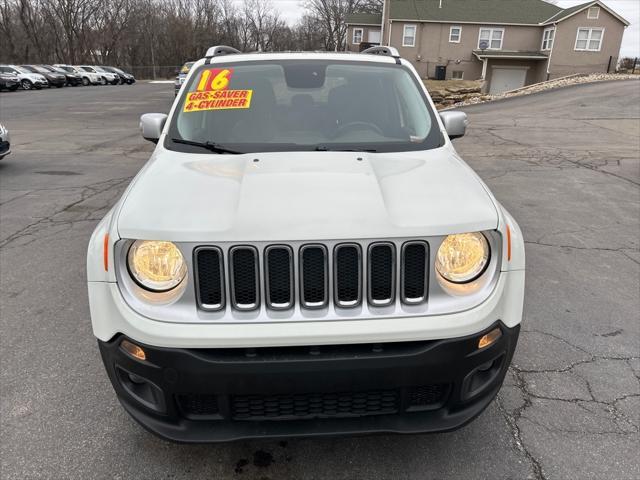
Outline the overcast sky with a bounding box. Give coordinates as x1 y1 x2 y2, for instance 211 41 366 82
263 0 639 58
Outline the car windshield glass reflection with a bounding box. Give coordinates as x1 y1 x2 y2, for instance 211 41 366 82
168 60 442 154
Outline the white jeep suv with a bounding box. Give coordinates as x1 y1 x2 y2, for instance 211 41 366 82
87 46 525 442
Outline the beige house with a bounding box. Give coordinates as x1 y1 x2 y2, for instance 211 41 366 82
346 0 629 94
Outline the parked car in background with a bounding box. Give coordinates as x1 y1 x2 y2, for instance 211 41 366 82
42 64 82 86
0 124 10 160
55 64 100 86
174 61 194 95
78 66 118 85
0 71 19 91
0 65 48 90
101 66 135 85
21 64 66 88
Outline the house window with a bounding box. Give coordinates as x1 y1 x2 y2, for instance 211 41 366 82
478 28 504 50
541 27 555 51
575 28 604 51
403 24 417 47
587 6 600 19
352 28 363 45
449 26 461 43
452 71 464 79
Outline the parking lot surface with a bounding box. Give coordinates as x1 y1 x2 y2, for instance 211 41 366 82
1 81 638 479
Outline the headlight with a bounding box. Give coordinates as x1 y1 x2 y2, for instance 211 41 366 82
435 232 490 283
127 240 187 291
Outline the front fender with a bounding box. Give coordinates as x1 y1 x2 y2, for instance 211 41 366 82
87 207 120 282
497 204 525 272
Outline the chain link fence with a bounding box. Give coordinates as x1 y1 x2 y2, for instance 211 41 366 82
120 65 181 80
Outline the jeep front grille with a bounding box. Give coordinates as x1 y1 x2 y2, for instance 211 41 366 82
368 243 395 307
300 245 329 308
229 246 259 311
265 245 294 310
194 247 225 311
195 240 430 313
334 244 362 307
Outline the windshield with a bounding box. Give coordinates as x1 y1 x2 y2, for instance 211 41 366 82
167 60 442 153
14 66 30 74
80 67 95 73
180 62 195 74
60 66 75 73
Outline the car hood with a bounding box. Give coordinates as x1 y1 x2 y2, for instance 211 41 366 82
117 146 499 242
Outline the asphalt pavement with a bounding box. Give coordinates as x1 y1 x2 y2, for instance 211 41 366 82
0 80 638 479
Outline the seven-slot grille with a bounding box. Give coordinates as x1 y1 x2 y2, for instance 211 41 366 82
194 241 430 312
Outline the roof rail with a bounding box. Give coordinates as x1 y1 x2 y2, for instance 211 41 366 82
204 45 241 62
361 46 401 64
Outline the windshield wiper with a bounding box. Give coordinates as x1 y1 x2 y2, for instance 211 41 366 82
315 146 377 153
171 138 244 154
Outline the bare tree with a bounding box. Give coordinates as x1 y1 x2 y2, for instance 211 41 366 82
0 0 348 76
304 0 374 51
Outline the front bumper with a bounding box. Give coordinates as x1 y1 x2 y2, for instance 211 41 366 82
99 321 519 442
1 79 19 88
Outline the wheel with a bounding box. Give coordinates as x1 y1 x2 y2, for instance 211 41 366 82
56 84 63 88
21 79 33 90
82 77 90 86
100 77 107 85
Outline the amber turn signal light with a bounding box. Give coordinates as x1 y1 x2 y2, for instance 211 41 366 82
121 339 146 361
478 328 502 349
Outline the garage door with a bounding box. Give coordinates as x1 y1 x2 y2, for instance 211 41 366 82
490 68 527 94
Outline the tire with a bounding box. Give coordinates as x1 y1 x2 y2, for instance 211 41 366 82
100 77 107 85
21 79 33 90
9 85 19 91
56 84 64 88
82 77 90 86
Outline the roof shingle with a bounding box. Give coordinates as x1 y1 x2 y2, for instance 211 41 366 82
345 13 383 25
389 0 563 24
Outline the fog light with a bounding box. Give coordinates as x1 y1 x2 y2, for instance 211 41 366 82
121 339 146 361
478 328 502 349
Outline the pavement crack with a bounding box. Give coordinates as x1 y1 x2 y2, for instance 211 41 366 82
0 176 131 249
524 240 640 263
496 369 547 480
0 191 33 207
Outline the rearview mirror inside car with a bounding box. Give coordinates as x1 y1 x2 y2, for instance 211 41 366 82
439 111 468 140
140 113 168 144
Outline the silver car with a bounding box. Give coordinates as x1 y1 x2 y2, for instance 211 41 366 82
0 124 10 160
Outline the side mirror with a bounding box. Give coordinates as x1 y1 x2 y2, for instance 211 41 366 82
439 111 468 140
140 113 167 144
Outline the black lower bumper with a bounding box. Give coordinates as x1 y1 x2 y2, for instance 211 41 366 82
98 321 519 443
